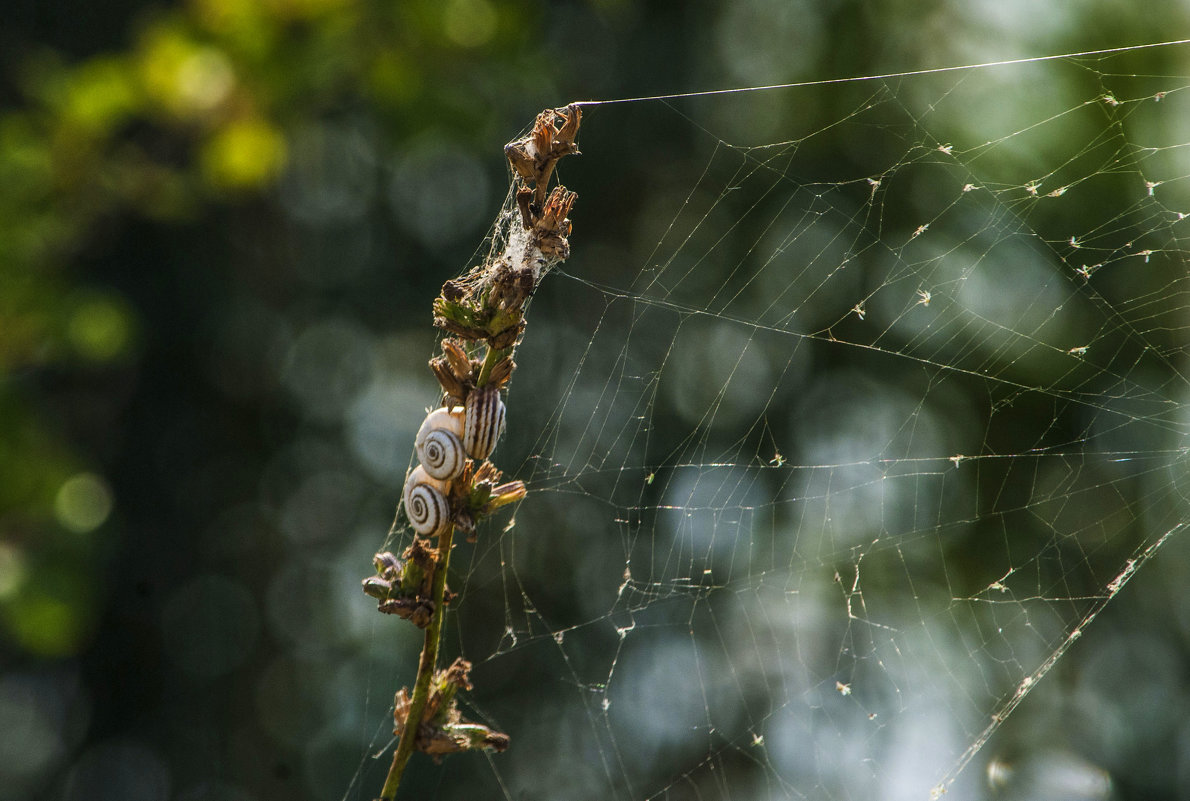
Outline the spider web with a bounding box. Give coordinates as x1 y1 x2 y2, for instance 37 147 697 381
355 42 1190 801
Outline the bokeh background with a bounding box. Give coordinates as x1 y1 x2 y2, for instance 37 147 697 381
4 2 1190 800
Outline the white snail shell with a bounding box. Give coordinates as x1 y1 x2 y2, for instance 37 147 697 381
464 386 506 460
415 407 466 480
403 465 451 536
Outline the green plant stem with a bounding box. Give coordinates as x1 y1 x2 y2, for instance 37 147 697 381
476 344 511 387
378 525 455 800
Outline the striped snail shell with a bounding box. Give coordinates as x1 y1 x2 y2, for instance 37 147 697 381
403 465 451 536
464 386 506 460
415 407 466 480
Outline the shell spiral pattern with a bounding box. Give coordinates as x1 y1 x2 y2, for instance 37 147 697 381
464 386 506 460
403 465 451 536
415 408 467 480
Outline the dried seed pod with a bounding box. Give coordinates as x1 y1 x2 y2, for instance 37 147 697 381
403 466 451 536
415 408 466 480
464 386 506 460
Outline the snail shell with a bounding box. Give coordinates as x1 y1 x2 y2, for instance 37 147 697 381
403 465 451 536
464 386 506 460
415 407 466 480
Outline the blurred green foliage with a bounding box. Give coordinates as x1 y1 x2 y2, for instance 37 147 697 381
0 0 541 657
0 0 638 795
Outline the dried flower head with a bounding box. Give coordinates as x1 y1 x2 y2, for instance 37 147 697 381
504 105 582 208
362 541 452 628
392 658 510 760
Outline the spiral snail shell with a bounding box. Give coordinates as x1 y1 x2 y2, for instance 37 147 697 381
403 465 451 536
464 386 506 460
415 407 467 480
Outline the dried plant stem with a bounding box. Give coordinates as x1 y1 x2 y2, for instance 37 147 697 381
378 525 455 800
364 105 580 801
